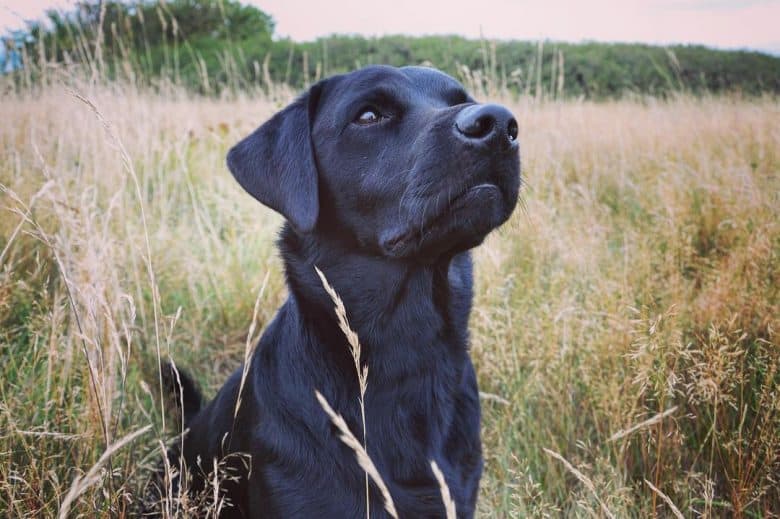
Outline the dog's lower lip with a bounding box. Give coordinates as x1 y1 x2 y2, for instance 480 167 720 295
382 183 500 255
455 182 500 208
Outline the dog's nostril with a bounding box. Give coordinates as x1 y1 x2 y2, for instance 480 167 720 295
472 115 494 138
507 118 518 142
457 113 494 139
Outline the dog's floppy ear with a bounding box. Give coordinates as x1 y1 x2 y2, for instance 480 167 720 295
227 82 324 233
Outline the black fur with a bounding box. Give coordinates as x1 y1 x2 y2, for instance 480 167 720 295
159 65 520 518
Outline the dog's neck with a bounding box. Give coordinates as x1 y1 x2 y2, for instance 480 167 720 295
278 224 473 385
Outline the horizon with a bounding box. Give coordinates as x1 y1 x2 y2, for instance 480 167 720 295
2 0 779 56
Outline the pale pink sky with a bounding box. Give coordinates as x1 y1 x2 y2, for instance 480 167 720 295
2 0 779 53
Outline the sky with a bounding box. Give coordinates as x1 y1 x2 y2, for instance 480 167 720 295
2 0 779 54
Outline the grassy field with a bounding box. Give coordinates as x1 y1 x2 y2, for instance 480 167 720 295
0 74 778 517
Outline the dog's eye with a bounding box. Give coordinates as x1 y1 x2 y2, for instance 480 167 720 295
355 109 382 125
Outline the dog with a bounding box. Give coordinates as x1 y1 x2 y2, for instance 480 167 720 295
157 65 520 518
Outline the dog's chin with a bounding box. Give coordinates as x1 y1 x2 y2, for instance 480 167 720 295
380 183 511 261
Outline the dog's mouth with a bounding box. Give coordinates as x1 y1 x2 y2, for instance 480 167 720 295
380 182 504 258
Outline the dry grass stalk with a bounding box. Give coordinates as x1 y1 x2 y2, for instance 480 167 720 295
156 438 178 519
0 182 53 266
315 391 398 519
2 186 113 450
644 479 685 519
315 266 370 516
212 457 226 517
15 430 85 441
479 391 510 406
164 359 189 517
431 460 457 519
312 266 458 519
608 406 679 442
542 448 615 519
70 89 166 432
234 270 271 420
314 266 368 392
58 425 151 519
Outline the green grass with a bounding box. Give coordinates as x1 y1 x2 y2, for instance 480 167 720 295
0 77 778 517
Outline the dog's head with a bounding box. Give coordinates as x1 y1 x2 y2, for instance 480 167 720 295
227 65 520 261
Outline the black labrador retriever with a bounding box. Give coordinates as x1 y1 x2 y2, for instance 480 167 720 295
160 65 520 518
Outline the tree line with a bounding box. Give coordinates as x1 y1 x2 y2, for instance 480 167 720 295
15 0 780 98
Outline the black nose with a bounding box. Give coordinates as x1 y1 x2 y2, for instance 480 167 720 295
455 104 518 147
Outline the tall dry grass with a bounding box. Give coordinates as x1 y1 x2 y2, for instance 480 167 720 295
0 69 778 517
